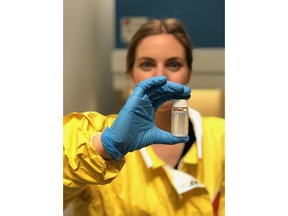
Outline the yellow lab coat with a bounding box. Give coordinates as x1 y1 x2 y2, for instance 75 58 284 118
64 109 225 216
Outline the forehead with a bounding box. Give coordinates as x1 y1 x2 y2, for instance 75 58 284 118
135 34 185 59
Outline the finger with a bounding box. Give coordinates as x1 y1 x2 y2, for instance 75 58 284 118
165 81 189 93
153 95 191 108
133 76 167 95
150 84 191 107
152 129 189 144
165 82 191 95
147 82 185 99
149 81 190 98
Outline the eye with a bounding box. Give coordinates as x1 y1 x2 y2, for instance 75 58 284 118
166 61 181 71
140 61 154 71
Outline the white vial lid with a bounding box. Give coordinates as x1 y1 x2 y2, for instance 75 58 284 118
173 99 188 107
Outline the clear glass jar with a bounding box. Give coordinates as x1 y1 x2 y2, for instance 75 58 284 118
171 99 188 137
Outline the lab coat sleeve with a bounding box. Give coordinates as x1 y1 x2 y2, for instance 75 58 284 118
63 112 125 208
218 120 225 216
218 184 225 216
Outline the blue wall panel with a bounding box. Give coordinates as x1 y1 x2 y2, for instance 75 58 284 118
116 0 225 48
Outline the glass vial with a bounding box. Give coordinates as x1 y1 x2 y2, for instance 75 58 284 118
171 99 189 137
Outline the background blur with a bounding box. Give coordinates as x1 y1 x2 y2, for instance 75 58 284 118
64 0 225 118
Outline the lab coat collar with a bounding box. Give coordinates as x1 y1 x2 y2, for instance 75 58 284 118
188 107 203 159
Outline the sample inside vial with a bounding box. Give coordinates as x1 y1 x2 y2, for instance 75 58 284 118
171 107 188 137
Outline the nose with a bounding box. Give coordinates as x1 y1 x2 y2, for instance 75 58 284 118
155 64 165 76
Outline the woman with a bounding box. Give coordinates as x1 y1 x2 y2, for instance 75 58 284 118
64 18 225 215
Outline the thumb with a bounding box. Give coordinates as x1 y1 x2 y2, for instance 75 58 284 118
153 129 189 144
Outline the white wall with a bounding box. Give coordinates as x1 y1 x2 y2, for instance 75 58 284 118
64 0 116 116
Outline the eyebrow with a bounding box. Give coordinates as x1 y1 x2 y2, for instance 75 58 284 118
136 57 183 62
166 57 183 61
136 57 154 62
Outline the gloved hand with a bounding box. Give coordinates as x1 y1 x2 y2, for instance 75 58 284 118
101 76 191 160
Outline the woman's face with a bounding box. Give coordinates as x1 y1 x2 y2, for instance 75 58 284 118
130 34 191 110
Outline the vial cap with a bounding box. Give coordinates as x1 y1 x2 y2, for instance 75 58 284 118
173 99 188 107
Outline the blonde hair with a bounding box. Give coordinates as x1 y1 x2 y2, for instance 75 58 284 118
126 18 193 74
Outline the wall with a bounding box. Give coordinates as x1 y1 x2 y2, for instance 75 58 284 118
64 0 116 116
115 0 225 48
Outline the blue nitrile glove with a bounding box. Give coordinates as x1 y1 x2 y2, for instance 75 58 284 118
101 76 191 160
